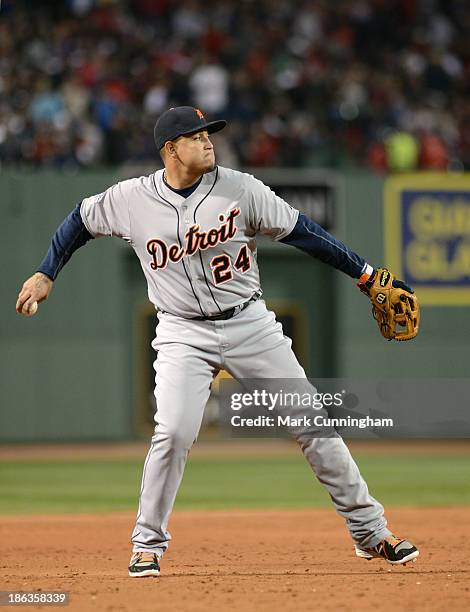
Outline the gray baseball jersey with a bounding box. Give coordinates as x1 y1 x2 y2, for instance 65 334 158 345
80 166 298 318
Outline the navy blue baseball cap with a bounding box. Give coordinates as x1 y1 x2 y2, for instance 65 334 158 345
154 106 227 150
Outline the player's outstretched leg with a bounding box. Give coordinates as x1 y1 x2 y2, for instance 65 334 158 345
223 299 419 564
298 435 418 564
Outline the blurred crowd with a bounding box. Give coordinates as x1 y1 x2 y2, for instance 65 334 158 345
0 0 469 171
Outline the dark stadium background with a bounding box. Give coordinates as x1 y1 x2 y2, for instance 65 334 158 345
0 0 468 171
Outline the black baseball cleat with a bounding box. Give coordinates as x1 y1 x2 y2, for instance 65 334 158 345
355 534 419 565
128 551 161 577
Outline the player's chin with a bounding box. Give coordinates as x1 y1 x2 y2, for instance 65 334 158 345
201 158 216 173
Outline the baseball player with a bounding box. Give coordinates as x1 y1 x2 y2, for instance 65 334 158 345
16 106 420 577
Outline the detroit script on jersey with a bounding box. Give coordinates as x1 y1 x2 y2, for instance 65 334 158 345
80 166 298 318
146 208 241 271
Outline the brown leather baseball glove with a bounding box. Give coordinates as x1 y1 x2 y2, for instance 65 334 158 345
358 268 420 341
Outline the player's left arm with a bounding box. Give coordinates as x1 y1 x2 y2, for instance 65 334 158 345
280 213 420 340
280 212 413 289
279 212 374 282
246 173 419 339
247 173 375 282
247 173 412 290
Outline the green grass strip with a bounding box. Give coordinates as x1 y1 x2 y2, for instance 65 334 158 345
0 454 469 515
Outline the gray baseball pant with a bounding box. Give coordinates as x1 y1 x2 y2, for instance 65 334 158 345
131 299 391 556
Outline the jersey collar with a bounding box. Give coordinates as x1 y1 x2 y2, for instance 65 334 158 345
154 167 218 208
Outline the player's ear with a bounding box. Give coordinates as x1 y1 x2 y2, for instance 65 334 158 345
163 141 177 160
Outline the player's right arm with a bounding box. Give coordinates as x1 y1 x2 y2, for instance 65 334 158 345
16 181 132 315
16 203 93 315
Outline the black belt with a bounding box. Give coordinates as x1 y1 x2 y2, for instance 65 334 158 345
191 291 262 321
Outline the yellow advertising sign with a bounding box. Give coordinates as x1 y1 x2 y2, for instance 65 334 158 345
384 173 470 305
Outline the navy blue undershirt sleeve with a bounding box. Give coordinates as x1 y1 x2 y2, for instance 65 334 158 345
280 212 367 279
36 203 94 281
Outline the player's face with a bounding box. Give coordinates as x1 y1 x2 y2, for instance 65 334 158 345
173 130 215 173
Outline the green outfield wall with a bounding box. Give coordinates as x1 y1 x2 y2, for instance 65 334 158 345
0 170 467 442
335 173 469 378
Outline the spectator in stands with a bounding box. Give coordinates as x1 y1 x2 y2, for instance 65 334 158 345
0 0 468 171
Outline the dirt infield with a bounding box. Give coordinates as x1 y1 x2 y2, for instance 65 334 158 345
2 508 469 611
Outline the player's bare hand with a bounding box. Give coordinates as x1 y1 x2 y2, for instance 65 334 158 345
16 272 53 316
